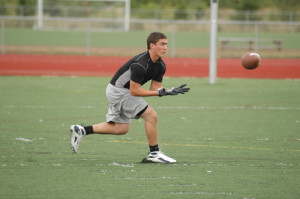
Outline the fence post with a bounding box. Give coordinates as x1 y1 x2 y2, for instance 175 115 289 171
1 18 5 54
37 0 43 29
86 20 91 56
245 11 250 32
124 0 130 32
255 23 258 53
171 22 176 57
209 0 218 84
289 12 293 32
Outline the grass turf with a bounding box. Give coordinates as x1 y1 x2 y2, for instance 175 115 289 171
3 29 300 49
0 76 299 199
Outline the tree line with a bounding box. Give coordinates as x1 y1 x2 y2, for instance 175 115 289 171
0 0 299 11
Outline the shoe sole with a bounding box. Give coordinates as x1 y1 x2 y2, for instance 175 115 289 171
70 128 78 154
141 158 156 163
141 158 175 164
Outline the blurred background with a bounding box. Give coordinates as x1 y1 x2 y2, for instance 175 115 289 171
0 0 299 58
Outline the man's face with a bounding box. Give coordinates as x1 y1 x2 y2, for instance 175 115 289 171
151 38 168 58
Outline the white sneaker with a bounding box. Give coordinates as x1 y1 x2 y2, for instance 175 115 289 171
145 151 176 163
70 124 86 153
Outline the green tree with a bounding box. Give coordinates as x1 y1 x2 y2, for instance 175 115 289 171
272 0 300 11
219 0 263 11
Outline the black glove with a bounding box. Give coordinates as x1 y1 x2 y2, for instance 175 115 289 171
172 84 190 94
158 84 190 97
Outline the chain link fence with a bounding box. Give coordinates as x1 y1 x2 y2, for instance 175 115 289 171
1 4 300 58
1 4 300 21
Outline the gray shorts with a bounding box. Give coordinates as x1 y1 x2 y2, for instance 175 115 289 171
105 83 148 123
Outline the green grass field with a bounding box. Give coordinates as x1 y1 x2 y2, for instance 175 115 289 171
0 76 299 199
3 28 300 58
3 28 300 49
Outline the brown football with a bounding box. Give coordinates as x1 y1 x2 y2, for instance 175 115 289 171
241 52 261 70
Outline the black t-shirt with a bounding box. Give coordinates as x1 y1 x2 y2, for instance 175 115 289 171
110 51 166 89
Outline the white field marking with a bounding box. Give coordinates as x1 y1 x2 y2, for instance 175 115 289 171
155 105 300 110
169 191 233 195
243 198 258 199
107 140 272 151
138 183 201 187
256 138 269 141
15 137 32 142
3 105 300 110
110 162 134 168
3 105 97 109
107 139 300 152
276 162 294 166
121 176 177 180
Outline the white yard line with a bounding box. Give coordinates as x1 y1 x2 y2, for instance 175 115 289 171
3 105 300 110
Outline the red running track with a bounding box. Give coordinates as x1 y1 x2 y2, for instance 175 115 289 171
0 54 299 79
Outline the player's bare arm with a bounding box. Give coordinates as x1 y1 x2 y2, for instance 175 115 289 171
130 80 159 96
149 80 163 91
130 79 190 97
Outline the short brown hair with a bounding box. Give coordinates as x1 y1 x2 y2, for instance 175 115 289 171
147 32 167 50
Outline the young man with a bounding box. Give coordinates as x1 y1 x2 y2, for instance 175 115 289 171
70 32 190 163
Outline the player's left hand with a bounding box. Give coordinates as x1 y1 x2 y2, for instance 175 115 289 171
172 84 190 94
158 84 190 96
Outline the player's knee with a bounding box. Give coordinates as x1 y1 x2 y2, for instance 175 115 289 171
144 106 158 122
117 129 128 135
151 109 158 122
115 124 129 135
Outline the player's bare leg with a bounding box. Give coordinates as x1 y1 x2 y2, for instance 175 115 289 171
140 106 158 146
92 122 130 135
70 123 129 153
141 106 176 163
